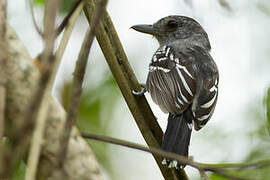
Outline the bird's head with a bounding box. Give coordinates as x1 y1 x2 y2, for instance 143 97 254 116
131 15 211 50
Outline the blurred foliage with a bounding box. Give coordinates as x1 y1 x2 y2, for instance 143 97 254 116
206 94 270 180
210 166 270 180
12 161 26 180
2 138 26 179
34 0 74 12
257 2 270 16
60 73 121 176
192 93 270 180
236 97 270 179
210 174 229 180
266 87 270 135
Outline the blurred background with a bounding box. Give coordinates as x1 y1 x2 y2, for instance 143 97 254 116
9 0 270 179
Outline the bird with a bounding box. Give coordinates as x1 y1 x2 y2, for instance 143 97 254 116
131 15 219 168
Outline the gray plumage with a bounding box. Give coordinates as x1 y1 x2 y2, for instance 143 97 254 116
132 15 219 168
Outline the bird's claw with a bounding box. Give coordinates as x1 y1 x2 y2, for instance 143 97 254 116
162 159 167 165
168 160 179 169
162 158 182 170
132 88 147 96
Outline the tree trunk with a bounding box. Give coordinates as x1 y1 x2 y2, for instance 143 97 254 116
2 25 103 180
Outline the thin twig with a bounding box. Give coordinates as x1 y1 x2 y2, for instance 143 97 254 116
83 1 187 179
199 159 270 170
57 0 108 168
28 0 83 38
0 88 5 140
0 87 6 174
56 0 83 36
25 99 49 180
28 0 43 36
81 132 252 180
52 0 84 89
25 3 83 180
57 27 91 168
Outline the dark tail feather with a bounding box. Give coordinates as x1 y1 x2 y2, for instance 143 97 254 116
162 112 192 159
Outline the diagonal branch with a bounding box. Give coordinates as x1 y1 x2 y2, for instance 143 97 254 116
56 0 83 36
57 0 108 168
28 0 84 38
83 1 187 179
81 132 252 180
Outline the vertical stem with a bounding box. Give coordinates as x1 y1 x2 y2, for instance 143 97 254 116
57 28 92 168
42 0 58 56
25 2 84 180
0 87 6 173
57 0 108 168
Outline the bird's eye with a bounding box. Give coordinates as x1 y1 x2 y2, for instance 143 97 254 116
167 20 178 29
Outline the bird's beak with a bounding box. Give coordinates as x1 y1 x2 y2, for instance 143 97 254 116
131 24 159 35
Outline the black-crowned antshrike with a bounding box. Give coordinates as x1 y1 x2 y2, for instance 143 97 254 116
132 15 219 168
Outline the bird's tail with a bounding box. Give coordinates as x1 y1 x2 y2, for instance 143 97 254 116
161 112 192 165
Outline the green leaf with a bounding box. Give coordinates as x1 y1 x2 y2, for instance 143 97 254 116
257 2 270 17
59 74 120 177
210 173 229 180
266 87 270 135
33 0 74 13
59 0 74 13
34 0 45 5
12 161 26 180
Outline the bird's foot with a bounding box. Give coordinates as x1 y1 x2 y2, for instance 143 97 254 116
132 83 147 96
162 158 168 165
132 88 146 96
162 158 184 170
168 160 179 169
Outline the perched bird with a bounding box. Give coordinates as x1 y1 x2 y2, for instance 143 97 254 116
131 15 219 168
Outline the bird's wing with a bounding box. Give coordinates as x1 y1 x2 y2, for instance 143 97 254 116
146 45 218 130
188 46 219 131
146 45 196 115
